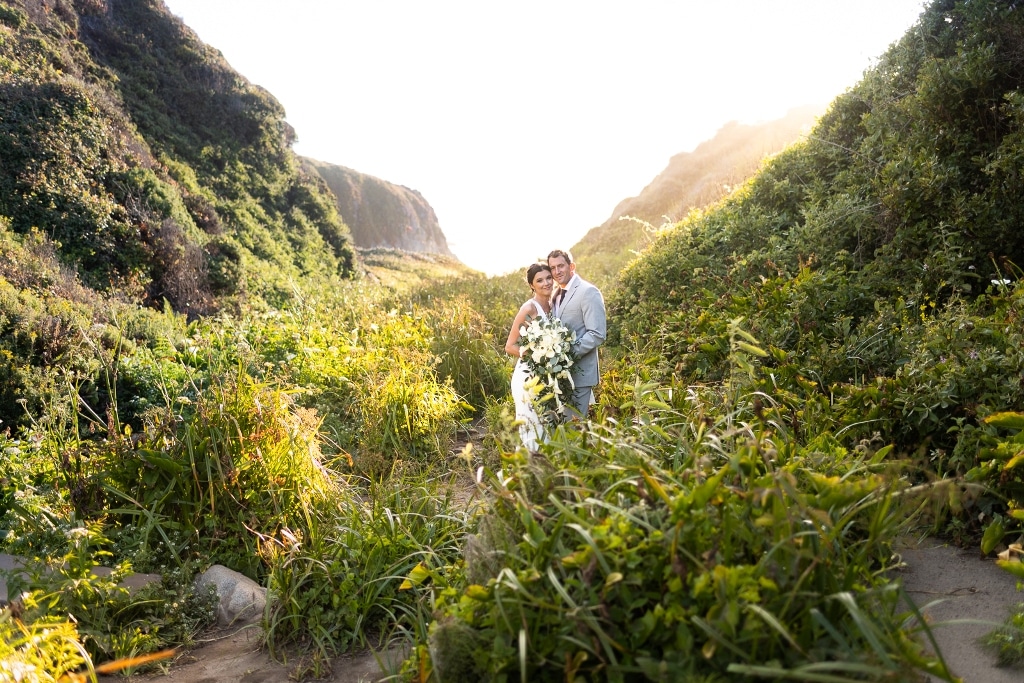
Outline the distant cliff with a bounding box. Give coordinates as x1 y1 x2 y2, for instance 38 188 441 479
572 105 823 285
306 160 453 255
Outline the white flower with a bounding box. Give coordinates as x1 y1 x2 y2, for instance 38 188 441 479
518 315 578 427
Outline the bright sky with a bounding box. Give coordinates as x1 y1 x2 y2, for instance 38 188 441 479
162 0 926 276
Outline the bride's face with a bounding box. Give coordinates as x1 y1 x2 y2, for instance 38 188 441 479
532 270 554 297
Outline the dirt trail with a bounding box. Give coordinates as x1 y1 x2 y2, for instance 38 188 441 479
897 537 1023 683
128 626 403 683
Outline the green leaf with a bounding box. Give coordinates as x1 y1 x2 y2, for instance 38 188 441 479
981 519 1006 556
869 444 894 465
690 468 727 509
996 559 1024 579
139 449 184 474
641 470 672 505
1003 451 1024 471
399 561 431 590
984 412 1024 431
736 341 768 357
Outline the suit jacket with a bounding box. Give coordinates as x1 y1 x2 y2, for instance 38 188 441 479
555 275 606 388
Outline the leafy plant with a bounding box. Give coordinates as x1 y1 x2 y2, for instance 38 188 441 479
2 522 216 667
0 607 90 683
262 473 474 675
411 359 952 682
982 601 1024 666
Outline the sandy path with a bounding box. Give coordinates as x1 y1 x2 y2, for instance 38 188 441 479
127 626 404 683
897 537 1023 683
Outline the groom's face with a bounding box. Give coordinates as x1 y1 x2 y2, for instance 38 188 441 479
549 255 574 287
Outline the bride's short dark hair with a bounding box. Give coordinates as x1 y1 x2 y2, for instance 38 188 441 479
526 263 552 285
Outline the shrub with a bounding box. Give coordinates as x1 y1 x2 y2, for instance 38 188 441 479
415 394 949 682
3 522 216 667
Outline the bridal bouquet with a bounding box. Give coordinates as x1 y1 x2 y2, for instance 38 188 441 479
519 315 578 426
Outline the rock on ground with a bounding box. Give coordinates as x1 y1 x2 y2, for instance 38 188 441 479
195 564 267 627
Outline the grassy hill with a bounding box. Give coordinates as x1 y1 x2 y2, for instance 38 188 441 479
608 0 1024 545
0 0 356 316
571 106 822 286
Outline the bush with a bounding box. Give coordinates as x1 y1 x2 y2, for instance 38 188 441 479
414 384 948 681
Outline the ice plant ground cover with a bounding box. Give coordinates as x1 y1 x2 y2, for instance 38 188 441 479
517 314 578 427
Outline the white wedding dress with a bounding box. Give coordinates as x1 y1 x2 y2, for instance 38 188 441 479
511 300 546 450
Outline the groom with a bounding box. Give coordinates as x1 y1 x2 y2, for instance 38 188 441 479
548 249 606 419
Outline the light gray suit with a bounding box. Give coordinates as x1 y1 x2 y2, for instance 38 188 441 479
554 275 606 417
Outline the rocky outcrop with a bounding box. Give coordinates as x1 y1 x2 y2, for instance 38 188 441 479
305 159 453 255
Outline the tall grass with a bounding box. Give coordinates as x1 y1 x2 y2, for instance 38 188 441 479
413 383 952 682
0 265 974 680
262 472 476 677
399 332 955 682
104 364 334 577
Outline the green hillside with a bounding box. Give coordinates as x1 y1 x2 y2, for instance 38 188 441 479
609 0 1024 539
0 0 355 316
572 105 822 287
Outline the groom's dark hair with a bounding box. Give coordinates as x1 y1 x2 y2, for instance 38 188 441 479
547 249 573 264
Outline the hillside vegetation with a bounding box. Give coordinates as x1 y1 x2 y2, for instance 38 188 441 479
572 106 822 287
0 0 356 318
609 0 1024 543
5 0 1024 681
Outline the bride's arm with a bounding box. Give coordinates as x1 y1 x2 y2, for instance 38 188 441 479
504 303 532 357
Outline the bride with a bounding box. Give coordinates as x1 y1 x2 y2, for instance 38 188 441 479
504 263 555 450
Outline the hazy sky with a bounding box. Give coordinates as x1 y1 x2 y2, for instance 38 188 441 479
162 0 926 275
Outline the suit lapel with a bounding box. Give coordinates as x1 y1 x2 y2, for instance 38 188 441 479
552 280 577 317
560 279 580 311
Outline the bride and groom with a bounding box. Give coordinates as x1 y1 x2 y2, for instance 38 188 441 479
503 249 607 449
